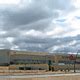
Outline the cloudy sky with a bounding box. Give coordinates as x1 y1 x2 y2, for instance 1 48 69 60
0 0 80 53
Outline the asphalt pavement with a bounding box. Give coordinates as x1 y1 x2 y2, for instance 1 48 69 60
0 73 80 78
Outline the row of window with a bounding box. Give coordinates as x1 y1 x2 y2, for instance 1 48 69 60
10 59 48 64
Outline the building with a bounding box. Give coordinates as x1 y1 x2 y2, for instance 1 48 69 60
0 49 54 70
0 49 10 66
10 50 50 70
10 50 57 71
0 49 80 71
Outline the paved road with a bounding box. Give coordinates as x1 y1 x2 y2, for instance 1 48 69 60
0 73 80 78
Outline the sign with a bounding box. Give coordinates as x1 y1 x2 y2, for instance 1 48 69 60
68 54 76 60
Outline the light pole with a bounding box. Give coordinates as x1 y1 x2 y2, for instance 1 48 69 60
73 52 78 73
74 57 76 73
74 50 80 73
68 54 76 73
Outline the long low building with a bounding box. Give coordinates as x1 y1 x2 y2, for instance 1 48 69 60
10 50 51 70
0 49 54 70
0 49 80 71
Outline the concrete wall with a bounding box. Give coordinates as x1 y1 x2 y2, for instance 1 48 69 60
10 53 49 70
0 49 10 66
10 64 49 70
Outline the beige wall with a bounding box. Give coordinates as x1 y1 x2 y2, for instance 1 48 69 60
10 64 49 70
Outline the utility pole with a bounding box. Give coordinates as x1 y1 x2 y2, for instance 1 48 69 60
74 60 76 73
68 54 76 73
74 50 80 73
73 50 79 73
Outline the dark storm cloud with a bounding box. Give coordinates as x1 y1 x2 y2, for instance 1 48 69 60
1 0 73 31
2 0 54 31
4 7 52 26
9 35 80 52
0 0 79 53
18 18 52 31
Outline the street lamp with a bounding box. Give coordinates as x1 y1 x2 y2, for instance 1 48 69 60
74 50 80 72
68 50 80 73
73 50 80 73
68 54 76 73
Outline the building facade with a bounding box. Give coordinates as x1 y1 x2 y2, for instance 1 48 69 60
0 49 10 66
10 51 50 70
0 49 80 71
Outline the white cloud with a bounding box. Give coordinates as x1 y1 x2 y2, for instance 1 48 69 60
70 18 80 30
0 0 20 5
68 40 77 46
72 0 80 8
63 30 80 37
24 30 41 36
53 8 80 37
48 46 59 52
6 37 14 43
22 30 46 38
0 0 32 11
51 46 59 51
65 10 80 29
11 45 19 50
21 27 65 38
0 30 6 35
0 0 79 52
46 27 64 37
